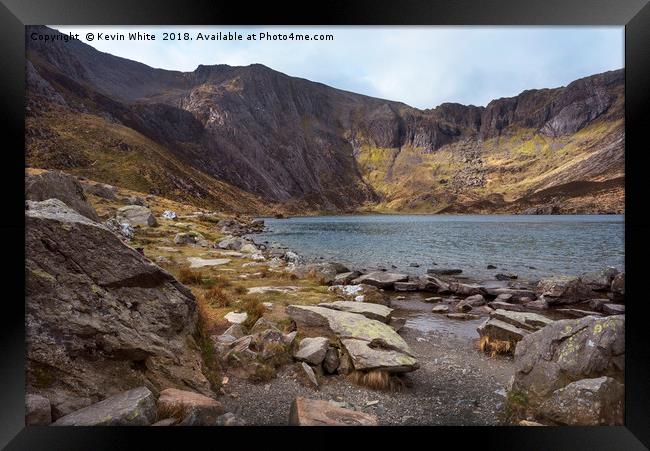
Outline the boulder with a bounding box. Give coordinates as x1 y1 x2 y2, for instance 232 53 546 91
463 294 486 306
394 281 419 292
157 388 224 426
495 293 514 302
323 347 340 374
538 377 624 426
217 236 248 251
588 299 609 312
490 309 554 332
317 301 393 323
83 182 118 200
116 205 157 227
240 243 259 254
536 276 593 304
223 324 245 339
174 231 206 245
495 273 518 281
26 200 210 406
105 219 134 239
510 315 624 410
300 362 319 387
289 397 378 426
602 303 625 315
333 271 362 285
352 272 408 289
224 311 248 325
328 284 390 306
26 170 99 221
610 273 625 301
477 318 529 345
455 301 473 312
557 308 602 318
449 282 486 296
287 305 417 373
523 298 549 311
25 394 51 425
294 337 329 365
418 275 453 293
488 301 524 312
187 257 231 268
52 387 156 426
424 296 443 303
431 304 449 314
427 268 462 275
581 267 619 292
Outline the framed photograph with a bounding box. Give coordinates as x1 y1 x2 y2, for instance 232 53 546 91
2 0 649 449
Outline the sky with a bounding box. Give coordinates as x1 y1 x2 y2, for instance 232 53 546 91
54 26 623 109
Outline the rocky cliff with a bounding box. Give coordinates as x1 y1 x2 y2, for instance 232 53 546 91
26 26 624 214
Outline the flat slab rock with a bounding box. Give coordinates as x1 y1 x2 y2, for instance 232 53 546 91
247 286 302 294
287 305 417 373
187 257 231 268
289 397 378 426
351 272 408 289
317 301 393 323
490 309 554 332
52 387 156 426
157 388 224 426
224 312 248 325
477 318 529 344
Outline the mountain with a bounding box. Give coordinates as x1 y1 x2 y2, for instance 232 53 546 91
25 26 624 214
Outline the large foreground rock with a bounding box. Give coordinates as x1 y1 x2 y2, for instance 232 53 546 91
351 272 408 289
25 394 51 425
116 205 157 227
26 170 99 221
287 305 417 373
26 200 210 415
52 387 156 426
510 315 624 420
289 397 378 426
317 301 393 323
157 388 224 426
538 376 624 425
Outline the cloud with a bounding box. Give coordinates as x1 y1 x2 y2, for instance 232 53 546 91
54 26 623 109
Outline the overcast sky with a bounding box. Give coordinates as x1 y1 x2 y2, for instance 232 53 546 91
54 26 623 109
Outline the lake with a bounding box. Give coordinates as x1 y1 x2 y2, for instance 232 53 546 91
255 215 624 282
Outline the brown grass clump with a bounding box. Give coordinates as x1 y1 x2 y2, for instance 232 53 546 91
348 370 405 392
155 403 186 422
178 267 204 285
211 275 232 289
232 285 247 295
201 286 232 308
240 295 267 329
478 336 514 357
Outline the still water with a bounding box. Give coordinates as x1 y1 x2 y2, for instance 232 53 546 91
255 215 624 282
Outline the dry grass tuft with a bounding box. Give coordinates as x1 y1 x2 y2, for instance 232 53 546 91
201 286 232 308
178 267 204 285
478 336 514 357
240 294 267 329
348 370 405 391
232 285 247 295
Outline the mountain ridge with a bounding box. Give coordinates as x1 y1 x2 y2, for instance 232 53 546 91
25 26 624 214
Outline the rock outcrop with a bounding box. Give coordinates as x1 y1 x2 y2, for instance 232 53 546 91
26 199 210 419
289 397 378 426
26 170 99 221
508 315 624 425
287 305 418 373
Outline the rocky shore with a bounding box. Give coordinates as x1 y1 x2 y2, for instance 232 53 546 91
24 169 625 426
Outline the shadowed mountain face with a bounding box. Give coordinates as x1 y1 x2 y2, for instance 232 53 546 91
25 26 624 214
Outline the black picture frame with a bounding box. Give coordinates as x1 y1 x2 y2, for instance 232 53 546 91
1 0 649 449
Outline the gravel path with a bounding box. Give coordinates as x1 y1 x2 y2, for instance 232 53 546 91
220 298 514 425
